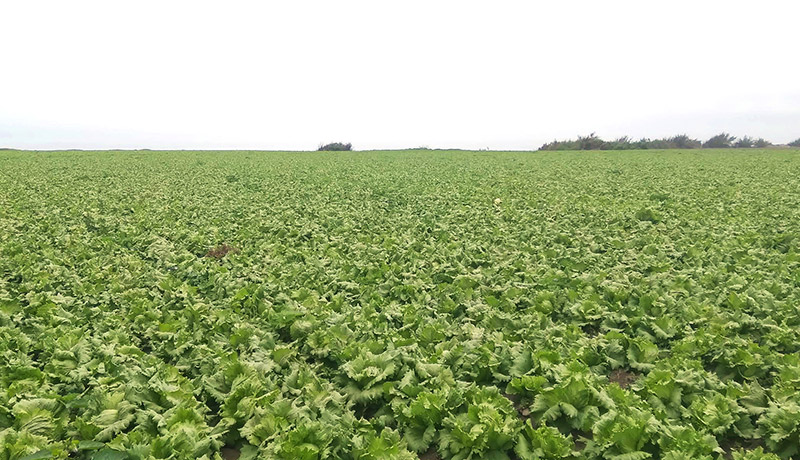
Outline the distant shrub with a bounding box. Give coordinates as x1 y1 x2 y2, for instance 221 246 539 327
539 139 580 151
578 133 607 150
539 134 702 151
667 134 702 149
318 142 353 151
703 133 736 148
788 138 800 147
734 136 755 148
606 136 630 150
641 138 672 149
538 133 775 151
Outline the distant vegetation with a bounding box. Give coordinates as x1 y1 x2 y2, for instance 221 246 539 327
789 138 800 147
318 142 353 151
539 133 775 151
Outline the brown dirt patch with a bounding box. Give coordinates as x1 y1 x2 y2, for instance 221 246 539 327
609 368 638 389
221 447 240 460
205 244 240 259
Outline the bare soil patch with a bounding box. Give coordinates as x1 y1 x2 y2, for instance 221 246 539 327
205 244 240 259
609 368 638 389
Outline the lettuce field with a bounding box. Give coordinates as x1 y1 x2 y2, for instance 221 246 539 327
2 149 800 460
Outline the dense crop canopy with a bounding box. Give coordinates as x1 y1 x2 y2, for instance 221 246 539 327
1 149 799 459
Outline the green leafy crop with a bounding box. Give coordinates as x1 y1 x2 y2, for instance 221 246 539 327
1 148 799 459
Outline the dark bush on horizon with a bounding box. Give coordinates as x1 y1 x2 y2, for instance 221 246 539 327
578 133 606 150
789 138 800 147
703 133 736 148
734 136 755 148
540 133 702 151
539 133 777 151
318 142 353 151
668 134 703 149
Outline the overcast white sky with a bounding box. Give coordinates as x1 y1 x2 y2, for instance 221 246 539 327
2 1 799 150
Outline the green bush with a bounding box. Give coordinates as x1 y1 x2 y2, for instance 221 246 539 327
318 142 353 151
668 134 703 149
703 133 736 148
539 134 704 151
734 136 755 148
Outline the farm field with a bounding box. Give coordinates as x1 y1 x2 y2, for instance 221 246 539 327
1 149 800 460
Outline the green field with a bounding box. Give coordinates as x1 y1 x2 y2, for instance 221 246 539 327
2 149 800 460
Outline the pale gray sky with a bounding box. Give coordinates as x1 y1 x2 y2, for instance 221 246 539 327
2 0 799 150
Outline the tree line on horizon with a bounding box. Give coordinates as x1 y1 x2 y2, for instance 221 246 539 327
318 142 353 151
539 133 800 151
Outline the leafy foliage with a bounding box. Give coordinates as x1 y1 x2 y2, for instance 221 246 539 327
515 421 573 460
1 148 799 458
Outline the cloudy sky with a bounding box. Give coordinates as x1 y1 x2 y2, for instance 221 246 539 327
2 0 799 150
